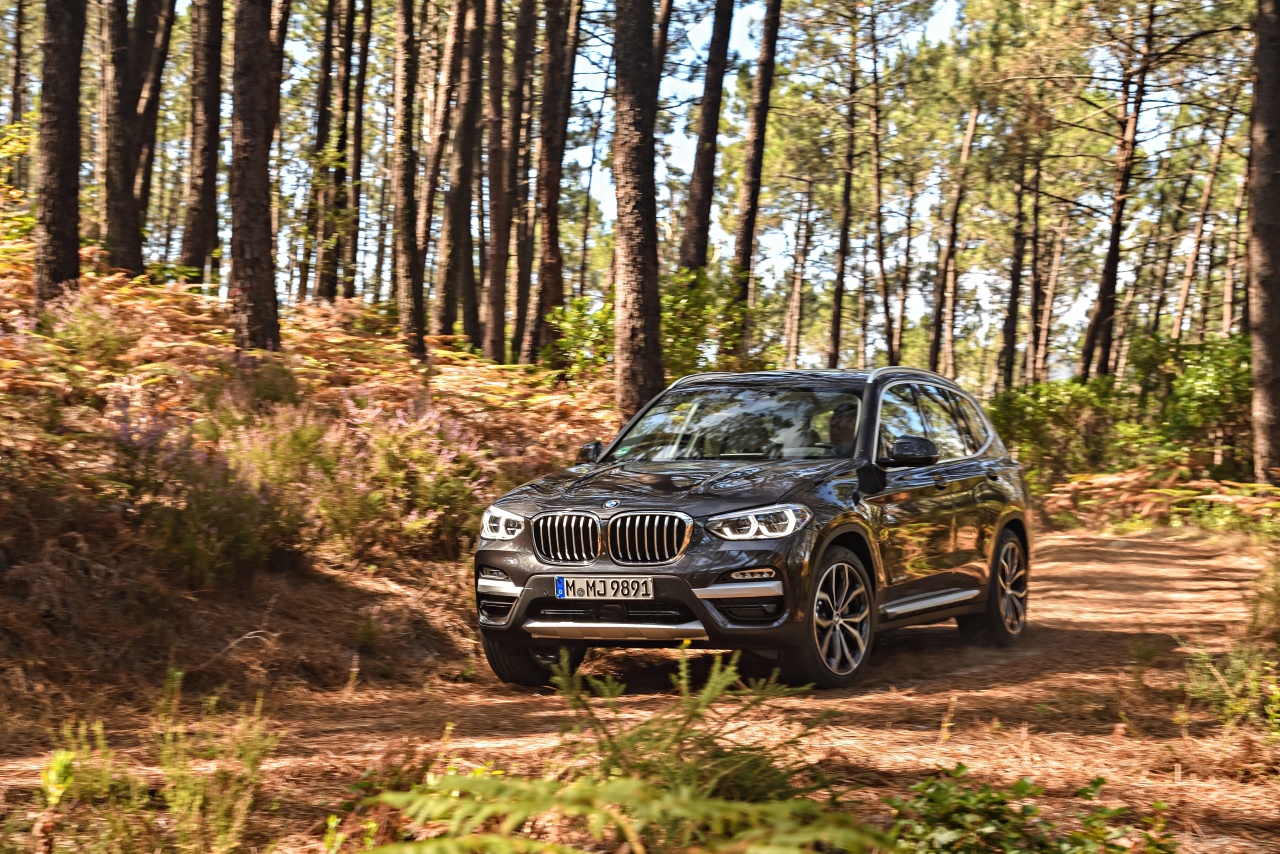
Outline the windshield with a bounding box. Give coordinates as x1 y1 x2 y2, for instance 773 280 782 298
606 386 863 463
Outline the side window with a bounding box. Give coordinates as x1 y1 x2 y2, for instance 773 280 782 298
877 383 928 459
949 391 990 454
916 385 970 460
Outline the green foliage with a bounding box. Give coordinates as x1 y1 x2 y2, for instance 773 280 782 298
20 689 278 853
987 379 1123 491
549 295 614 377
43 291 141 369
889 766 1177 853
555 652 816 803
661 269 736 378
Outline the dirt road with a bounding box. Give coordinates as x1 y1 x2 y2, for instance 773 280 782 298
4 531 1279 851
238 530 1277 851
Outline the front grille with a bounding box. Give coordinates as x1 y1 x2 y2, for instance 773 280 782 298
608 512 692 564
531 512 601 564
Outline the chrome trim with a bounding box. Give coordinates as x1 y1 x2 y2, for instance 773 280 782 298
693 581 784 599
523 620 709 641
880 588 980 619
476 578 523 597
530 511 603 565
607 511 694 565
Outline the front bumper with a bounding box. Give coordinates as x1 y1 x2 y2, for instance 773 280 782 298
473 530 814 648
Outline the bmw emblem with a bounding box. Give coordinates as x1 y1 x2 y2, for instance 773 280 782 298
603 500 620 509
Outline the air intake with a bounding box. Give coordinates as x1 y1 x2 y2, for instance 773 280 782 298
531 512 601 564
608 512 693 565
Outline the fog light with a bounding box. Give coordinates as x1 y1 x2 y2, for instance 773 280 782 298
480 567 510 581
729 568 776 581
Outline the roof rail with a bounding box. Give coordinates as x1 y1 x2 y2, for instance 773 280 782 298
866 365 958 385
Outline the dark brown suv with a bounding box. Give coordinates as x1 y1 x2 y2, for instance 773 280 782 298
474 367 1032 689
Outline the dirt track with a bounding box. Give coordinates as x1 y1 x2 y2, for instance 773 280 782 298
5 531 1280 851
236 530 1276 851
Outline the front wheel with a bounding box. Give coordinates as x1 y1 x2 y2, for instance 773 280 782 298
957 529 1029 646
780 546 875 689
481 633 587 687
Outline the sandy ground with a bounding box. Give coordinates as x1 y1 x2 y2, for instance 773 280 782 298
4 530 1279 851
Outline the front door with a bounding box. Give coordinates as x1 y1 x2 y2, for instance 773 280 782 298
866 382 955 609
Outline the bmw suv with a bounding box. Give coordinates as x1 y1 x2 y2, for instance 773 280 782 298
474 368 1031 689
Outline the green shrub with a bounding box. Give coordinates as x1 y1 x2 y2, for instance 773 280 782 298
889 766 1177 853
43 290 140 369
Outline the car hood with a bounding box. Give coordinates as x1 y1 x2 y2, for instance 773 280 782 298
496 459 848 518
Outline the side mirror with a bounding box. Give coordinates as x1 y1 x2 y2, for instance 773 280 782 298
883 435 940 468
576 440 603 464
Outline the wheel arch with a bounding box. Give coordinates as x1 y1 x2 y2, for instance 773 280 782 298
815 520 884 595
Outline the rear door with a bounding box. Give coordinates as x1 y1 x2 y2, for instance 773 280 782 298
865 382 955 604
915 384 986 592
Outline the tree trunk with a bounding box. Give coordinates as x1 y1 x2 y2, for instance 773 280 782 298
342 0 373 299
101 0 147 275
1080 3 1154 380
998 161 1028 393
511 67 536 359
34 0 87 305
1252 0 1280 481
417 0 466 278
827 28 857 369
505 0 536 356
393 0 425 355
179 0 221 282
785 183 814 370
522 0 582 362
9 0 26 187
230 0 281 350
1148 150 1201 334
433 0 484 341
895 169 917 361
676 0 732 272
132 0 177 223
577 65 609 298
866 10 895 366
481 0 509 359
318 0 356 302
1224 167 1248 334
1035 216 1068 384
297 0 336 300
268 0 292 139
1025 154 1044 384
729 0 782 358
929 104 979 374
613 0 664 416
1173 101 1235 341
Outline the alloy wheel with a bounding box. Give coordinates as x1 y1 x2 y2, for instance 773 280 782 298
813 562 871 676
997 540 1028 634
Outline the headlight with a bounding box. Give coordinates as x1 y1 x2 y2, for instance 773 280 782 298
480 504 526 540
706 503 813 541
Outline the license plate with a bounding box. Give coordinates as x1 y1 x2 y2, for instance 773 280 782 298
555 576 654 600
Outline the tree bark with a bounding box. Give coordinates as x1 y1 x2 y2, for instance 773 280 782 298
318 0 357 302
1035 216 1068 384
613 0 665 416
677 0 733 272
998 161 1028 393
393 0 425 355
101 0 147 275
1224 167 1248 335
481 0 509 359
9 0 26 187
179 0 222 282
230 0 281 350
342 0 373 299
827 25 857 369
729 0 782 358
417 0 466 278
433 0 484 342
297 0 337 300
929 104 979 374
1079 2 1154 380
34 0 87 306
510 66 536 359
522 0 582 362
1252 0 1280 481
1173 101 1235 341
132 0 177 224
895 169 917 361
785 182 814 370
1024 154 1044 384
866 9 895 365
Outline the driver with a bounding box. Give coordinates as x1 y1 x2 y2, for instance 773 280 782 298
830 403 860 457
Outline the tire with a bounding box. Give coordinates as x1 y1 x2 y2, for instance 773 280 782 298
780 546 876 689
956 528 1029 647
481 633 587 687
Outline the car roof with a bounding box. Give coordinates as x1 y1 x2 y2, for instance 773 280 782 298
670 367 962 391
